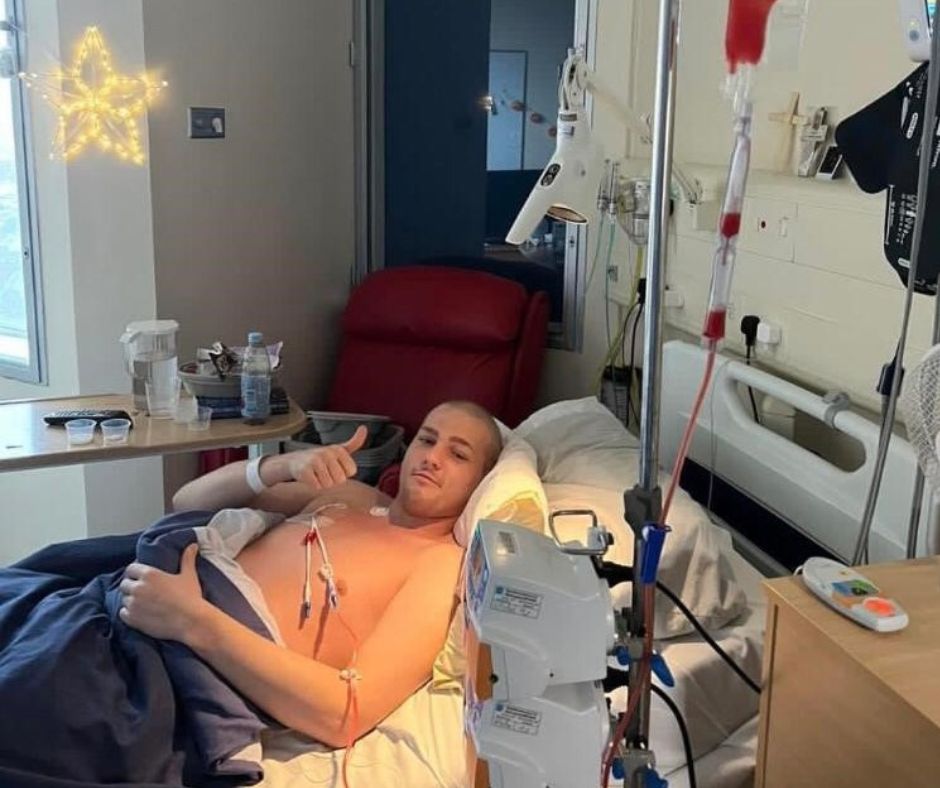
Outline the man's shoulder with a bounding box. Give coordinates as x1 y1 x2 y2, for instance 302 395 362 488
413 540 463 577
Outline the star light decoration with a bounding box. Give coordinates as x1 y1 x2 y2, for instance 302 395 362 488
19 26 167 165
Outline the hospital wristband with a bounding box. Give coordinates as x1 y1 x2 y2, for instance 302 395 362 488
245 455 268 494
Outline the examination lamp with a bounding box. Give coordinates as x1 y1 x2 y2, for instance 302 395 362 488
506 51 703 246
505 106 603 244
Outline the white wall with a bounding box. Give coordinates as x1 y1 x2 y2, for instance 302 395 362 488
1 0 357 563
537 0 642 405
56 0 165 540
593 0 931 413
143 0 355 500
0 0 164 564
143 0 355 410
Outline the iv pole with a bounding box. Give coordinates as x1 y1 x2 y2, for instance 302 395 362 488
624 0 681 774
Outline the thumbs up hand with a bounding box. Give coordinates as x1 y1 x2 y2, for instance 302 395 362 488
288 425 369 490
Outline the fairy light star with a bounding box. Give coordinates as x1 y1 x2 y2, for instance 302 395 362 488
20 26 167 165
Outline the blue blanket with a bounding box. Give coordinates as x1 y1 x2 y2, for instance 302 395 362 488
0 511 275 787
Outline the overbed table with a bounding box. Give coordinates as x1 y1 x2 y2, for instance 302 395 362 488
0 393 308 472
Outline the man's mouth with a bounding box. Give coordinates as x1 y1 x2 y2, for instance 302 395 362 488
412 470 440 486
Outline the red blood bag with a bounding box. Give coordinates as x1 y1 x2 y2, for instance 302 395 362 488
725 0 778 73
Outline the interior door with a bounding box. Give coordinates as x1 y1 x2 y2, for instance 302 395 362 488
383 0 491 267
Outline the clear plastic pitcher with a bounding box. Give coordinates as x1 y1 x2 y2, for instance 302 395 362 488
120 319 179 412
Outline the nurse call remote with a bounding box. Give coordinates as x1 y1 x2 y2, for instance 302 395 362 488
800 557 908 633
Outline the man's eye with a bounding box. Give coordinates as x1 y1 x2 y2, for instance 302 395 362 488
453 451 469 461
419 436 434 446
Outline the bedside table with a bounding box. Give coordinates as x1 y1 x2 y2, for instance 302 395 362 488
756 556 940 787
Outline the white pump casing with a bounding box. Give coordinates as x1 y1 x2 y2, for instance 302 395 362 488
466 682 610 788
465 520 615 701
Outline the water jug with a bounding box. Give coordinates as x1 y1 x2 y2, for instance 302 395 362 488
120 319 179 411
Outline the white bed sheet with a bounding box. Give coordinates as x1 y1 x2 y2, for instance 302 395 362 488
258 547 766 788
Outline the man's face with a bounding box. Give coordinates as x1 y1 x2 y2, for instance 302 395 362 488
398 405 493 519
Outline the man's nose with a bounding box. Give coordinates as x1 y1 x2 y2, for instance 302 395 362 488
424 444 444 468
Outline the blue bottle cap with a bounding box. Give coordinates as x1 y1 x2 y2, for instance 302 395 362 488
248 331 264 345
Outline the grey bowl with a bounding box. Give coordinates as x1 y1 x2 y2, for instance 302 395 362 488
179 361 279 399
305 410 390 447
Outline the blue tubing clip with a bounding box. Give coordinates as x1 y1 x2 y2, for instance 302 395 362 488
650 653 675 688
639 522 671 585
612 758 625 780
644 767 669 788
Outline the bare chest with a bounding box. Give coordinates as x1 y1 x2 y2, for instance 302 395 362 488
235 514 433 666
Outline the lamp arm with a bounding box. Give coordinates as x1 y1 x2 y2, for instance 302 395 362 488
570 57 703 205
668 160 703 205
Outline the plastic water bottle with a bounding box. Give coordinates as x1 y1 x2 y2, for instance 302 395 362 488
241 331 271 424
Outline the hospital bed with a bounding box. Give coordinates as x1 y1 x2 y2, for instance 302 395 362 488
257 338 934 787
255 396 766 787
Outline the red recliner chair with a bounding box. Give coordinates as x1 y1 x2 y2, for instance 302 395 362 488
199 266 549 475
328 265 549 437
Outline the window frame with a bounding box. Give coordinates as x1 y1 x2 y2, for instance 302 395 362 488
360 0 598 352
0 0 45 384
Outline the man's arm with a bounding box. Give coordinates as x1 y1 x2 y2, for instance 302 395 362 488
172 426 373 515
119 542 462 747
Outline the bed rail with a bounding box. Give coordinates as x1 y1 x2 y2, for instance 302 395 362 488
660 340 938 561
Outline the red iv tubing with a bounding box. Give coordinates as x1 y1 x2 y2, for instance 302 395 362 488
601 5 774 784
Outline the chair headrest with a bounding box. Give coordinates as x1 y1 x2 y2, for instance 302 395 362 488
343 266 529 350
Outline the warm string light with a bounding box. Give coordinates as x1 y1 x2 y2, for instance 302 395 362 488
19 26 167 165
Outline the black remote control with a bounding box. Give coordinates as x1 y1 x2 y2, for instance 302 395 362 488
43 409 134 427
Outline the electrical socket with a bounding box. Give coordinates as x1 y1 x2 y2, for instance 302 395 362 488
664 288 684 308
757 322 782 345
739 198 796 261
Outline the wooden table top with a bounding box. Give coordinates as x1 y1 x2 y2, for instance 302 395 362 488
764 556 940 728
0 393 308 472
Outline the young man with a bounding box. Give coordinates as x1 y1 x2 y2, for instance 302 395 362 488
118 401 502 748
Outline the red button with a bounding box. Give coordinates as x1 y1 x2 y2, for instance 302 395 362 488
863 597 896 616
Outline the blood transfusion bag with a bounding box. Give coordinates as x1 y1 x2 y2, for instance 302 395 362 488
725 0 779 72
702 0 778 347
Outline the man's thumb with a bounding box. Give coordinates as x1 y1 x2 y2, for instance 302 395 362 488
181 542 199 572
342 425 368 454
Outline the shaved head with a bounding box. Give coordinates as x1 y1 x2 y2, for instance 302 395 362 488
397 400 504 520
432 401 503 473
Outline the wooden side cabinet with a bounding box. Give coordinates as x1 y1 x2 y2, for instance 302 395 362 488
756 557 940 786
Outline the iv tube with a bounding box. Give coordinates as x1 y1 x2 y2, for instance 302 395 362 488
701 104 752 349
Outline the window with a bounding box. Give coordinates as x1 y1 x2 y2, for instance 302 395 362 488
0 0 43 383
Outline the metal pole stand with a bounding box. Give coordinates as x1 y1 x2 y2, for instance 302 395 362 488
619 0 682 783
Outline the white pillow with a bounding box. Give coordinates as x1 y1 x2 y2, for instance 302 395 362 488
545 482 746 637
452 432 547 547
433 432 548 690
515 397 639 486
521 396 745 636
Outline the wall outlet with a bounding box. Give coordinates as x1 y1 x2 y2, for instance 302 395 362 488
757 322 782 345
739 197 796 261
664 288 684 308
